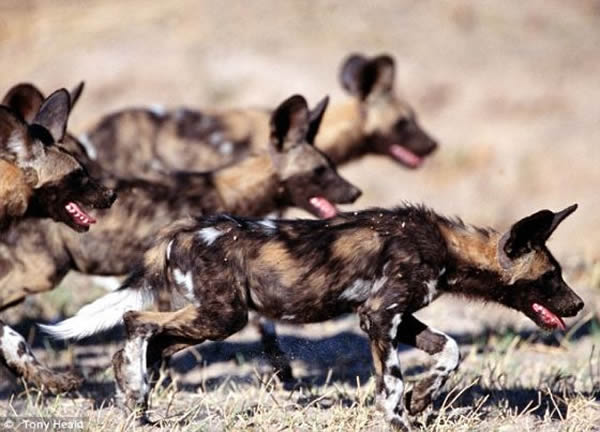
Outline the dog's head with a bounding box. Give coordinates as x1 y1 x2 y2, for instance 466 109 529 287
269 95 361 218
1 85 115 231
340 53 438 168
495 204 584 331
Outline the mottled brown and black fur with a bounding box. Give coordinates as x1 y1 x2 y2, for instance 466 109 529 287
82 53 437 182
45 204 584 429
0 83 116 393
0 94 360 393
0 85 115 230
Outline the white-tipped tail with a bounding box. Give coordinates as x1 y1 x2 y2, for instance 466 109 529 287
39 287 153 340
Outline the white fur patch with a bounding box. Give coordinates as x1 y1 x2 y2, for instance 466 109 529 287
166 239 174 261
382 348 404 422
149 104 166 116
0 325 31 364
339 279 371 302
424 278 438 304
78 133 97 160
389 313 403 340
432 330 460 372
173 268 195 302
122 335 149 397
386 303 399 310
371 274 389 294
150 158 164 170
258 219 277 231
281 314 296 321
249 289 263 309
198 227 223 245
6 130 26 157
219 141 234 155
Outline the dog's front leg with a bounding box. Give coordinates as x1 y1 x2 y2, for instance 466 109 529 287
360 307 411 431
252 314 294 382
395 314 460 415
0 320 82 393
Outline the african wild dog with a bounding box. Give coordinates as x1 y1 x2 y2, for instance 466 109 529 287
0 94 360 394
77 54 437 369
0 85 115 229
43 204 584 429
80 52 437 182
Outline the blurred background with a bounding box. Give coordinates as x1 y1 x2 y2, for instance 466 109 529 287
1 0 598 257
1 0 600 408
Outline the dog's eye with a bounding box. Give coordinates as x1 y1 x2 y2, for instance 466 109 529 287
541 272 558 293
395 118 410 130
313 166 327 176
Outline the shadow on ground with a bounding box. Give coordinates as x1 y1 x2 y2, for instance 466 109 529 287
1 315 598 418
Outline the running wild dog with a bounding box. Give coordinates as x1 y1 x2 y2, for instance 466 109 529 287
0 86 115 229
43 204 584 429
81 53 437 182
0 94 360 393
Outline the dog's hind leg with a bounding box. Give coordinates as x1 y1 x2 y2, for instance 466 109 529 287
0 320 82 393
252 313 294 382
395 314 460 416
114 301 248 422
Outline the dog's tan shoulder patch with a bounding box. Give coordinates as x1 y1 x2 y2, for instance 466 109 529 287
254 241 301 287
0 159 32 220
332 227 381 262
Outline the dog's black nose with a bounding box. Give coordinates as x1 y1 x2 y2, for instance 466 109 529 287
575 298 584 312
349 185 362 202
425 138 438 154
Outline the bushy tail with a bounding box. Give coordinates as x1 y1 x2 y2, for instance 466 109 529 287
39 276 153 340
39 218 197 341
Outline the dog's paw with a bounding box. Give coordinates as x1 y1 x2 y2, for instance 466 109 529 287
33 368 83 394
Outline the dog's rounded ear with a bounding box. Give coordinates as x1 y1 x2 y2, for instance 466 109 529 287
306 95 329 145
270 94 310 152
0 106 30 160
2 83 45 123
69 82 85 111
32 89 72 143
340 53 395 100
363 54 395 98
501 204 578 259
340 53 369 96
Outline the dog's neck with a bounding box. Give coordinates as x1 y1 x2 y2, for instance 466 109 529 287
436 219 510 302
213 153 282 216
316 99 367 166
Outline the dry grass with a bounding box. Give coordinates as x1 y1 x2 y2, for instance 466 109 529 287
2 326 599 431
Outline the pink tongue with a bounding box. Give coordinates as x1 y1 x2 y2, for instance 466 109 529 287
65 202 96 227
389 144 423 168
532 303 566 331
309 197 337 219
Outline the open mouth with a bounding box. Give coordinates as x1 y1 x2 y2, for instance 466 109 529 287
309 197 338 219
389 144 424 168
532 303 566 331
65 202 96 228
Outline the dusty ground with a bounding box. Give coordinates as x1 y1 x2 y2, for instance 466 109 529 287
1 0 599 430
